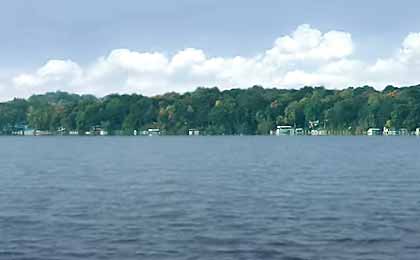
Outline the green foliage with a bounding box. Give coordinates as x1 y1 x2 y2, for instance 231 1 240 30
1 85 420 135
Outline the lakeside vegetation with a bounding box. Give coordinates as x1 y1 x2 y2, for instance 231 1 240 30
1 85 420 135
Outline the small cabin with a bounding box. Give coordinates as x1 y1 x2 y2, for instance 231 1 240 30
310 129 327 136
367 128 381 136
400 128 409 136
276 126 293 136
90 126 108 136
57 127 66 135
188 129 200 136
24 128 35 136
147 128 160 136
295 128 304 136
383 127 398 136
11 124 27 136
11 130 24 136
34 130 52 136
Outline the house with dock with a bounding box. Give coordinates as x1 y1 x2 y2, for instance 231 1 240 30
188 129 200 136
382 127 412 136
310 129 328 136
367 128 381 136
34 130 53 136
400 128 409 136
295 128 304 135
24 128 35 136
141 128 160 136
92 126 108 136
273 126 304 136
276 126 294 136
383 127 398 136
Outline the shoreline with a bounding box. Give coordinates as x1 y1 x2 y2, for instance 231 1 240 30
1 134 418 137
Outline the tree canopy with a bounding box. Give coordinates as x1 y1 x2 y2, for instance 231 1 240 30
1 85 420 135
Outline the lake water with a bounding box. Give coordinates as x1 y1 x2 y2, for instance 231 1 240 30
1 136 420 260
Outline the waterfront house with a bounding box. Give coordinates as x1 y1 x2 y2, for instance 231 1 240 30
310 129 327 136
147 128 160 136
90 126 108 136
11 125 35 136
367 128 381 136
24 128 35 136
276 126 294 136
57 127 67 136
309 120 320 129
400 128 409 136
416 128 420 136
188 129 200 136
383 127 398 136
34 130 52 136
295 128 304 136
11 124 27 136
11 130 24 136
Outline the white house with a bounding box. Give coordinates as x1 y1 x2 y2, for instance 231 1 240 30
310 129 327 136
383 127 398 136
24 129 35 136
188 129 200 136
400 128 409 136
416 128 420 136
367 128 381 136
295 128 304 136
34 130 52 136
57 127 66 135
68 131 79 135
276 126 294 136
147 128 160 136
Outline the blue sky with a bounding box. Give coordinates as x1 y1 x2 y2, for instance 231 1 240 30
1 0 420 100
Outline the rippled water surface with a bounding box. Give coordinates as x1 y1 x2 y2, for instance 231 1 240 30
1 136 420 260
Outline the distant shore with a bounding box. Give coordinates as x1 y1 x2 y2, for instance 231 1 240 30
2 86 420 137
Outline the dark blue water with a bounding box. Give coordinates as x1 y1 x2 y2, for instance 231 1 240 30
1 136 420 260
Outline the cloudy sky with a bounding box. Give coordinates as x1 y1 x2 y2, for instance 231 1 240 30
1 0 420 100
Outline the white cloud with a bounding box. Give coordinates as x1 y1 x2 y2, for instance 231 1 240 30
12 60 83 94
2 24 420 101
13 74 43 87
106 49 169 73
400 32 420 64
263 24 353 65
169 48 206 71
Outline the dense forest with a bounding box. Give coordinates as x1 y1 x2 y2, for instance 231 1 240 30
1 85 420 135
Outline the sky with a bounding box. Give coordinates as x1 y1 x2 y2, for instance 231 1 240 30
1 0 420 100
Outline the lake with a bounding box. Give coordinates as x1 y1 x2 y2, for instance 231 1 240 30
1 136 420 260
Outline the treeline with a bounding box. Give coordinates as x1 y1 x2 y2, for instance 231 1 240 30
1 85 420 135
